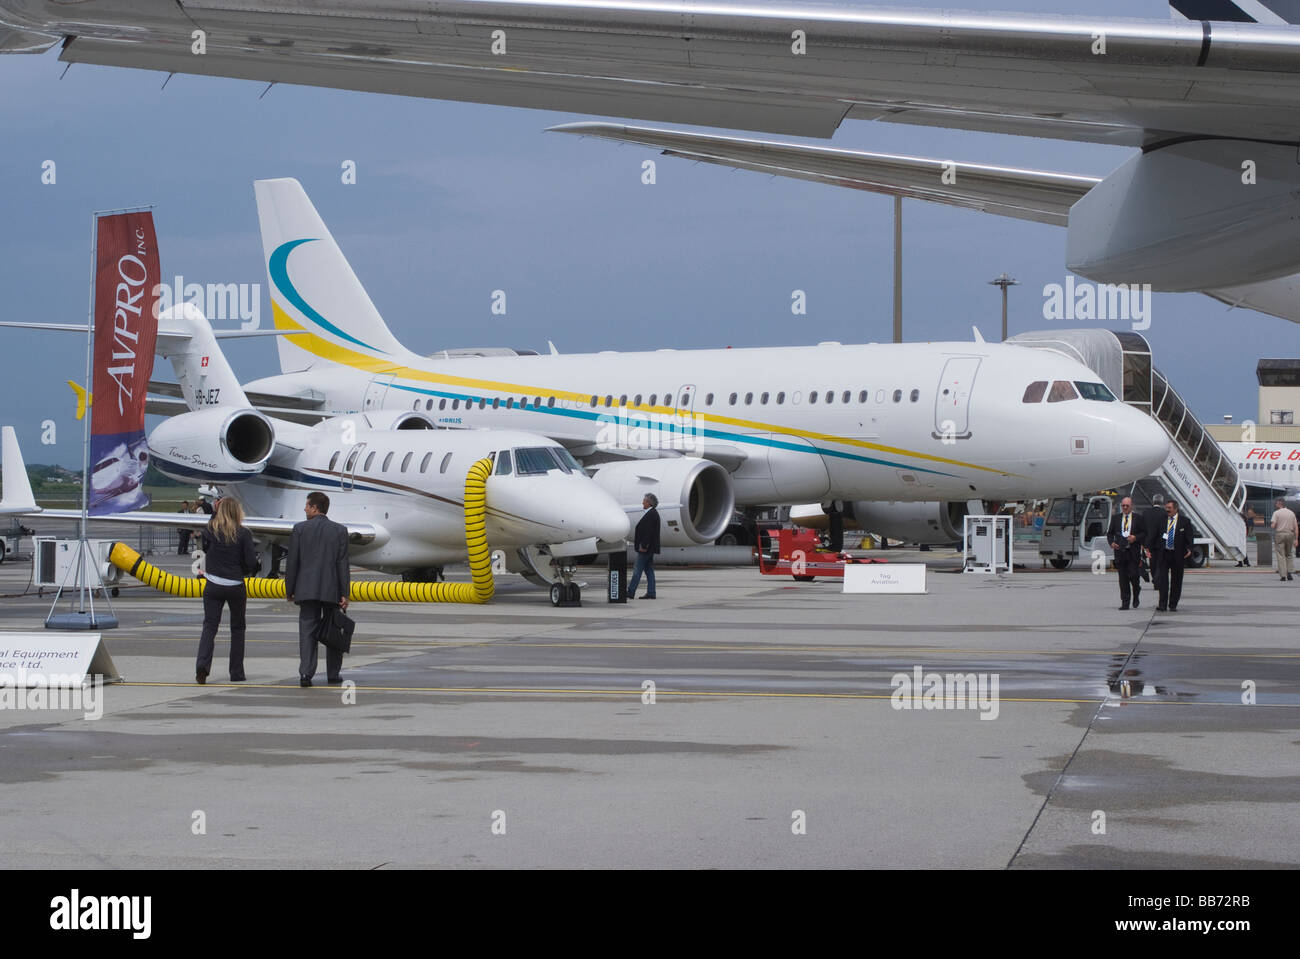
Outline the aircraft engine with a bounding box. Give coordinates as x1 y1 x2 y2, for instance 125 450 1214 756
848 500 970 545
1068 139 1300 291
148 408 275 484
358 410 438 430
591 457 734 546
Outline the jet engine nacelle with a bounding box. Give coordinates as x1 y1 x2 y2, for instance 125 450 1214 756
355 410 438 431
148 407 276 484
849 500 970 546
1068 139 1300 292
591 457 734 546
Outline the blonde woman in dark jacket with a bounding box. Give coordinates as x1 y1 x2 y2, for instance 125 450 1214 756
196 497 258 684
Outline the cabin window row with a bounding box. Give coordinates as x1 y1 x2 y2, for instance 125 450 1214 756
328 449 454 475
410 387 926 411
324 445 585 478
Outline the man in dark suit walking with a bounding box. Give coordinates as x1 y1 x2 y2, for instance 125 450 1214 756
627 493 661 599
1147 497 1195 612
1106 496 1147 610
285 491 351 686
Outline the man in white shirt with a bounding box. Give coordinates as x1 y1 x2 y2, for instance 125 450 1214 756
1270 498 1297 582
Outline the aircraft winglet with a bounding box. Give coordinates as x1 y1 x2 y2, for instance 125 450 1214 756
68 380 91 420
0 426 40 515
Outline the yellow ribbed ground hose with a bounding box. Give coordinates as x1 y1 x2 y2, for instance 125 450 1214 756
108 457 496 604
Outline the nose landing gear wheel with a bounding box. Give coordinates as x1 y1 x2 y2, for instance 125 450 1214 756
550 581 582 607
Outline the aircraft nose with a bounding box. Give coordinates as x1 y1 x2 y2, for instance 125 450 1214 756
522 474 630 543
1116 410 1170 476
586 488 632 542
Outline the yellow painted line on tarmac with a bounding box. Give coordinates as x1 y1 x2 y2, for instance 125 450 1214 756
123 636 1300 659
117 682 1300 706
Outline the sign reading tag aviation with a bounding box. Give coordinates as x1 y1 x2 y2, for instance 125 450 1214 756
89 212 160 515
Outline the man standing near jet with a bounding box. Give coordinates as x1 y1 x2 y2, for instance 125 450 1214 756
285 491 351 686
1148 498 1194 612
1270 498 1297 582
627 493 660 599
1106 497 1146 610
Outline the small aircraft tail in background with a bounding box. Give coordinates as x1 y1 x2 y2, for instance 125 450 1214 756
0 426 39 515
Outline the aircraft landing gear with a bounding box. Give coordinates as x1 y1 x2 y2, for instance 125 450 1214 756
401 566 445 583
549 563 582 607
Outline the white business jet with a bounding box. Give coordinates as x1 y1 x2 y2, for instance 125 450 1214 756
1 305 630 587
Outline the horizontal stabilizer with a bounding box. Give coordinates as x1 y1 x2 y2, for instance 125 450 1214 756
147 379 325 411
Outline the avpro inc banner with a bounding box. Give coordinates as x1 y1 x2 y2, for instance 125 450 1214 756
88 211 160 515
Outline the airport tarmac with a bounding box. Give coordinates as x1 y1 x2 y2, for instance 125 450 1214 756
0 546 1296 870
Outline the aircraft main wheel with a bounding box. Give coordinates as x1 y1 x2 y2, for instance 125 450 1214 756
793 575 816 582
550 583 564 606
1049 557 1073 570
566 582 581 606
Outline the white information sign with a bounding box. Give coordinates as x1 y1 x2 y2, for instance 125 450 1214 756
0 632 121 685
842 564 927 594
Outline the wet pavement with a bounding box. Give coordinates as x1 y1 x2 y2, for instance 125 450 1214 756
0 541 1295 869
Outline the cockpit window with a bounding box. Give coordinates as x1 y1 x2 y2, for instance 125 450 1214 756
1047 380 1079 403
1022 381 1048 403
514 447 561 476
1075 381 1116 402
495 450 513 475
553 447 586 474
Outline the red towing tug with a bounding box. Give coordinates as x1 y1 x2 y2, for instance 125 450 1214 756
757 527 888 582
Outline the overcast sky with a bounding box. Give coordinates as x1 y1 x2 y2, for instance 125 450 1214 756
2 0 1297 468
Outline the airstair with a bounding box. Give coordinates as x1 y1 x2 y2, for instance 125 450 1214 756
1009 330 1246 563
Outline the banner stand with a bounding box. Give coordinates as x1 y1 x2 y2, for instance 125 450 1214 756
45 206 155 631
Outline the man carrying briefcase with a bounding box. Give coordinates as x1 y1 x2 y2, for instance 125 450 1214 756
286 491 351 687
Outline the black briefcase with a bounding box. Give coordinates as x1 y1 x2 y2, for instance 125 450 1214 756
314 606 355 654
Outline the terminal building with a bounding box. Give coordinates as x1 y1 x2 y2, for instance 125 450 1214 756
1205 359 1300 445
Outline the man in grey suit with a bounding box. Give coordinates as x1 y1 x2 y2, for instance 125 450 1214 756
285 491 351 687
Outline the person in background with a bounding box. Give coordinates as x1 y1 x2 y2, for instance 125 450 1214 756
177 500 194 555
196 497 257 684
1270 498 1297 582
197 495 214 516
627 493 660 600
286 491 351 687
1238 508 1257 567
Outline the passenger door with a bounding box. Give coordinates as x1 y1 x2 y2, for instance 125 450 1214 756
934 357 981 440
363 375 394 411
341 443 366 491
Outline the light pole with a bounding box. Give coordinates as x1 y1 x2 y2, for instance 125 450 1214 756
989 273 1020 341
893 196 903 344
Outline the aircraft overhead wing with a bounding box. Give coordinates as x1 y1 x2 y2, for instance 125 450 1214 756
32 508 383 545
552 123 1100 226
560 121 1300 325
5 2 1300 143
